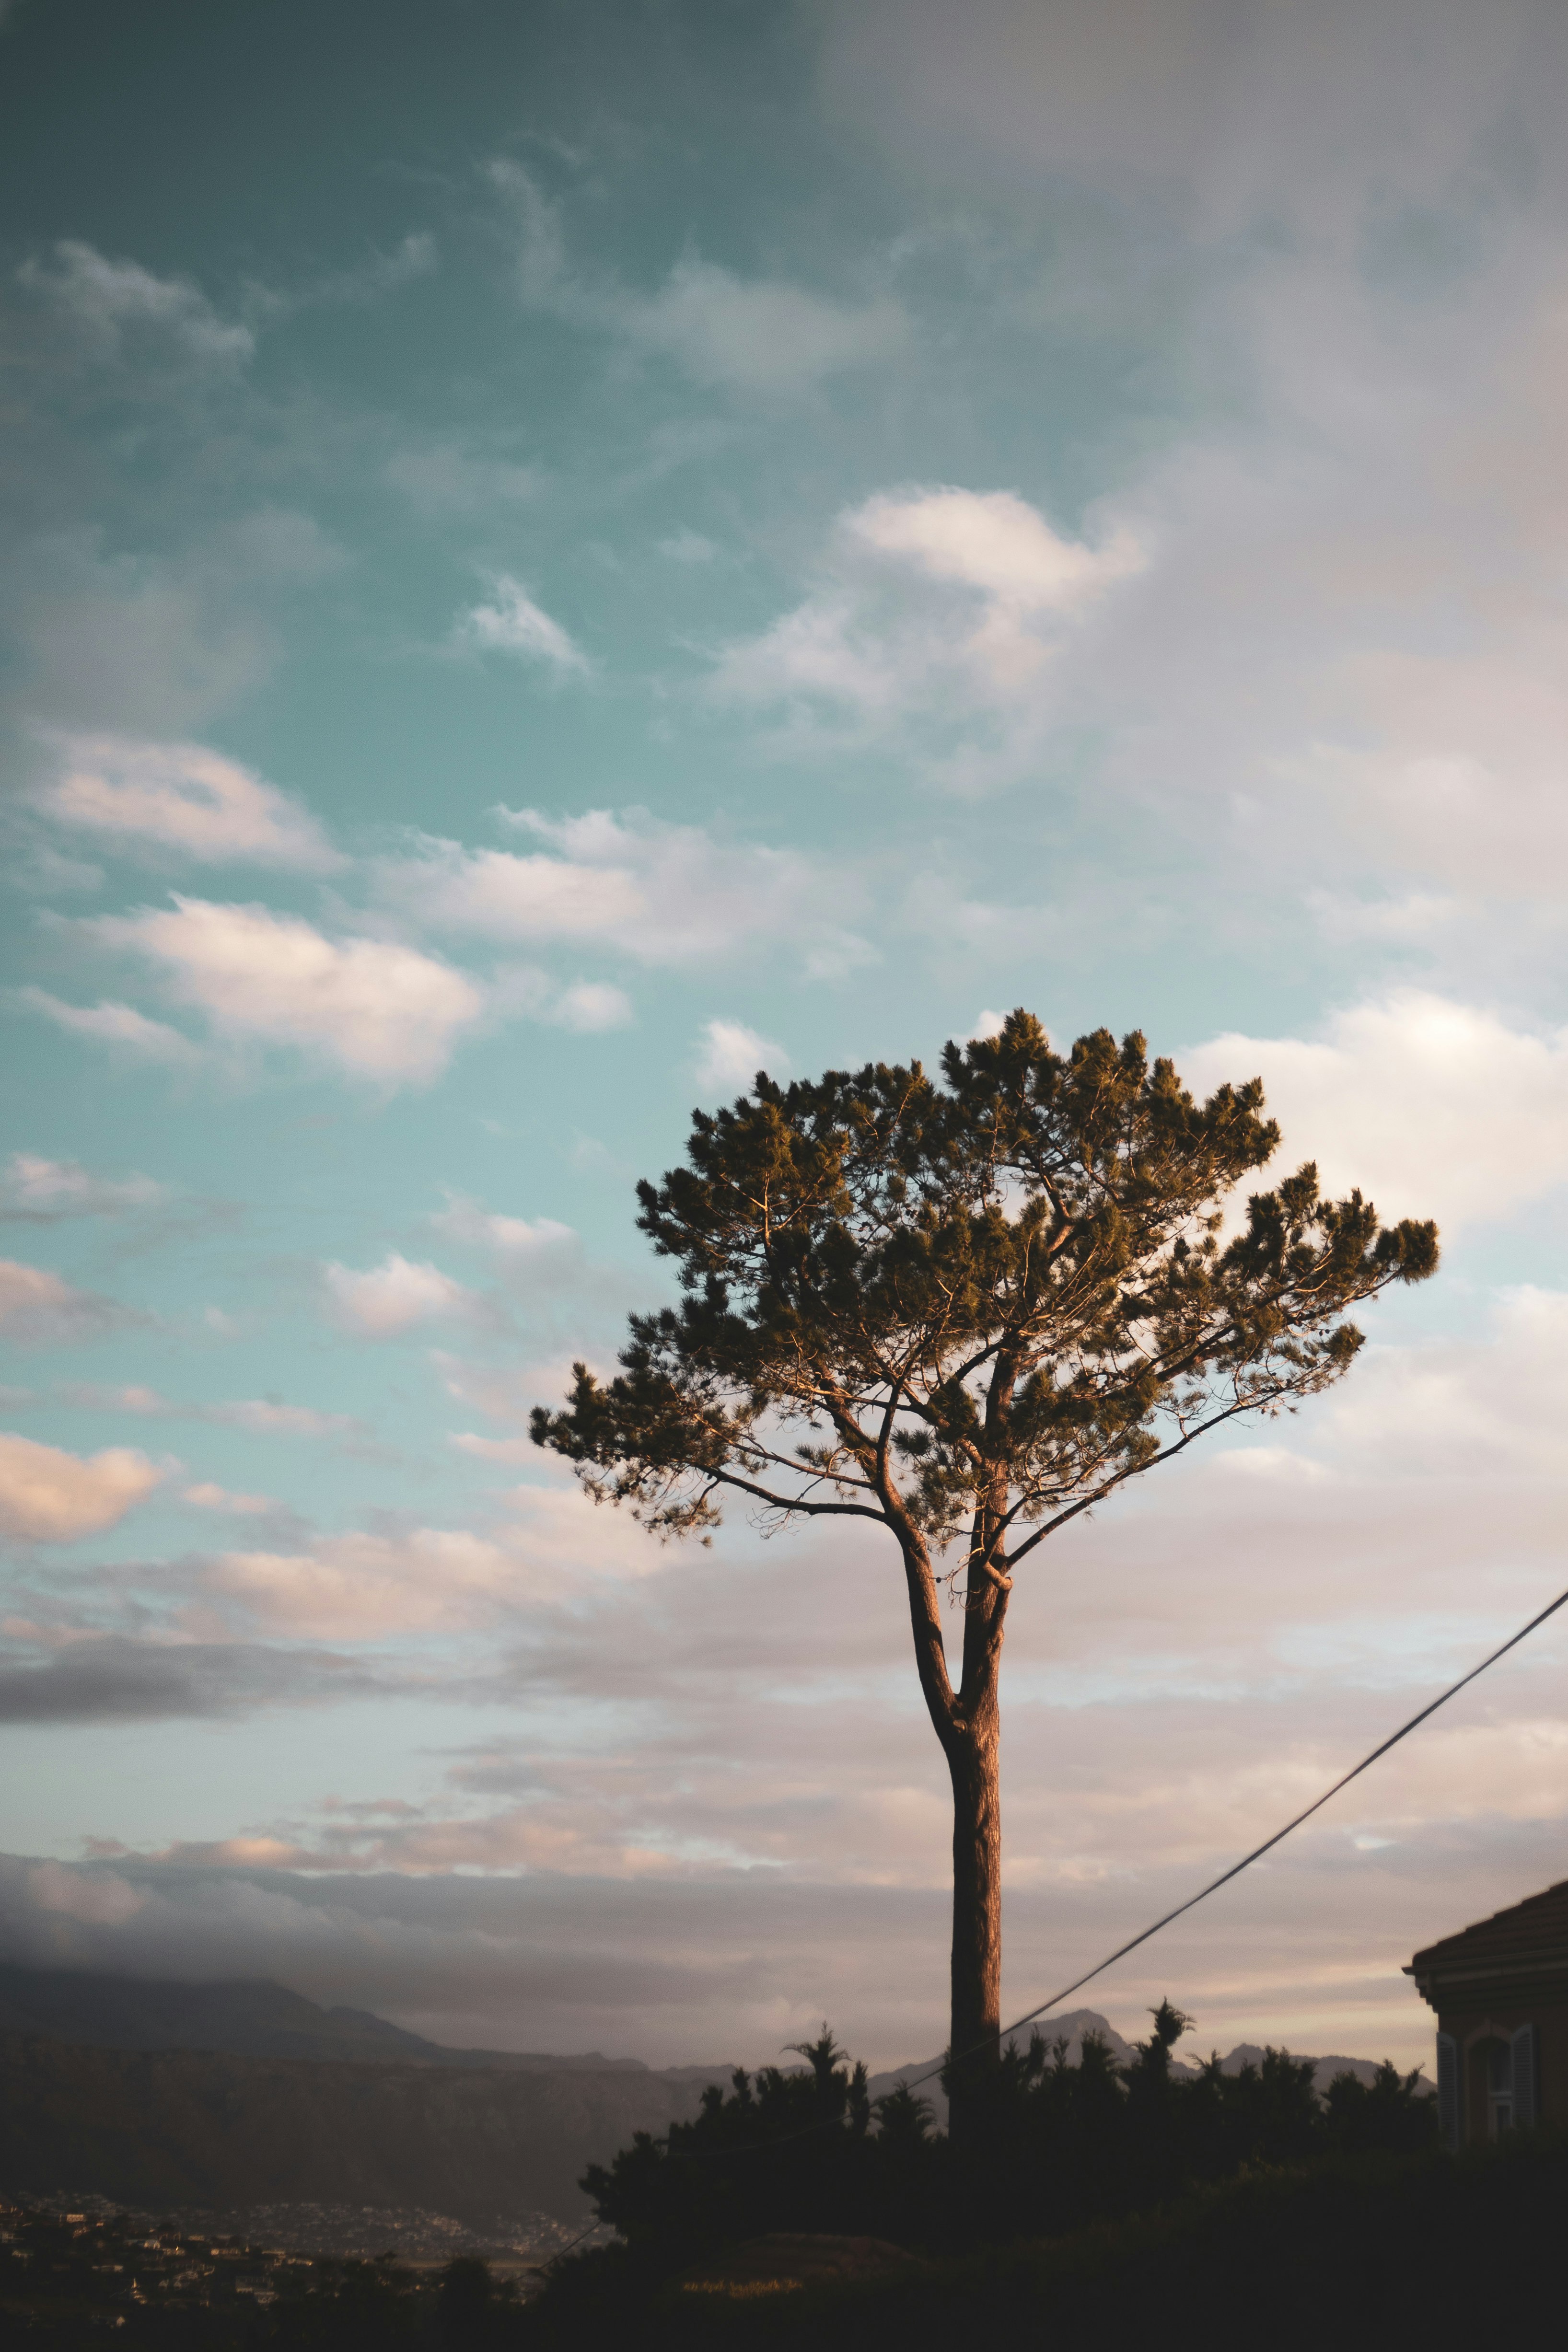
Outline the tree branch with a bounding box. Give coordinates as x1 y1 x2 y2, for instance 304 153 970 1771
1003 1385 1296 1568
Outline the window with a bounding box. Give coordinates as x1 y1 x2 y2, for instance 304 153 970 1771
1436 2032 1460 2151
1511 2025 1538 2130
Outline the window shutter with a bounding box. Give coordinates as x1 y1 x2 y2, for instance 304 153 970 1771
1510 2025 1537 2130
1437 2031 1461 2151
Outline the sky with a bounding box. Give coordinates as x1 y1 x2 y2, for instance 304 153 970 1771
2 0 1568 2076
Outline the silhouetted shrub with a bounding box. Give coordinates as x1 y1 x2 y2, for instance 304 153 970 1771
578 2002 1436 2263
528 2129 1568 2352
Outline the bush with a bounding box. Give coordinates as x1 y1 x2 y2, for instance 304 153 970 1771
573 2002 1436 2265
529 2132 1568 2352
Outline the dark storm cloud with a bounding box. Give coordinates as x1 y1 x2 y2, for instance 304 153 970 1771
0 1636 391 1724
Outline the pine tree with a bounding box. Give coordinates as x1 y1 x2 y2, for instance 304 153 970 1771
532 1013 1438 2140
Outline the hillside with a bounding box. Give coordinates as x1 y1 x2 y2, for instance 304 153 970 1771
0 1968 1432 2226
0 2032 713 2223
0 1963 719 2075
0 1963 737 2222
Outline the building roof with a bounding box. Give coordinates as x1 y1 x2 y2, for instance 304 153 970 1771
1406 1879 1568 1985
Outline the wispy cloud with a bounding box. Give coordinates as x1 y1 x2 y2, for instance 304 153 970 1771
84 898 487 1086
323 1254 481 1339
0 1155 164 1220
19 240 254 366
182 1482 280 1517
56 1386 362 1440
431 1195 579 1267
0 1261 131 1345
35 734 341 872
451 575 589 674
385 442 538 518
547 979 634 1032
710 486 1145 786
693 1018 789 1093
491 160 910 398
375 807 871 977
268 231 438 314
17 990 208 1068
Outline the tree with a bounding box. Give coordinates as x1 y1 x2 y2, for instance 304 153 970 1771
531 1013 1438 2139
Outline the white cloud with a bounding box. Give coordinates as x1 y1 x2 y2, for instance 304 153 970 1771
613 256 908 396
19 240 254 366
204 1476 671 1640
375 807 866 974
0 1262 124 1345
493 160 908 397
22 1860 146 1926
37 734 340 871
55 1388 360 1439
711 486 1145 785
385 443 538 517
88 898 486 1085
8 844 104 896
0 1431 162 1542
383 837 641 939
855 487 1141 613
450 1432 536 1463
278 230 438 313
659 529 717 563
1183 992 1568 1233
431 1195 579 1265
548 980 634 1031
13 540 279 738
58 1384 170 1415
18 990 206 1068
324 1254 477 1339
182 1483 278 1516
452 575 588 674
1323 1286 1568 1478
695 1018 789 1092
0 1155 163 1218
208 1399 361 1439
207 1527 524 1639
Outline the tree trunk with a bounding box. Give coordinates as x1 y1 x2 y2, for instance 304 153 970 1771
945 1542 1006 2154
896 1522 1009 2148
945 1674 1003 2147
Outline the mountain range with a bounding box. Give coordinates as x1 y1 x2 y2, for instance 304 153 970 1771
0 1963 721 2076
870 2010 1429 2129
0 1965 1430 2225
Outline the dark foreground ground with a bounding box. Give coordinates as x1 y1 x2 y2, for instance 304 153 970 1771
8 2135 1566 2349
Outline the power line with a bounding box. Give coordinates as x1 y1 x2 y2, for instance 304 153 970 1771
546 1570 1568 2208
899 1570 1568 2097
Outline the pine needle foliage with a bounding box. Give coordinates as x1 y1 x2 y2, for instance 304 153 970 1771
532 1010 1437 1576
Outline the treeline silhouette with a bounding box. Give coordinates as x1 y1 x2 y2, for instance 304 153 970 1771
583 2002 1434 2258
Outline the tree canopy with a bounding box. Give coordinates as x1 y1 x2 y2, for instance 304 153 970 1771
532 1011 1437 1582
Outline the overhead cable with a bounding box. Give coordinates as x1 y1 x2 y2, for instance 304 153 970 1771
900 1571 1568 2097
